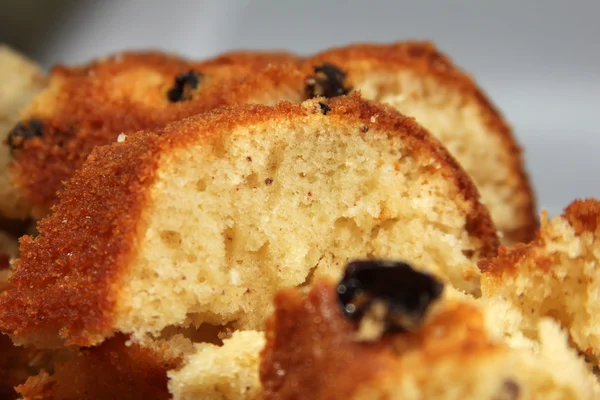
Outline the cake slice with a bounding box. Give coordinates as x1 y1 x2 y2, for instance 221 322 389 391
0 45 47 220
480 198 600 367
1 50 300 218
260 263 600 400
0 95 496 349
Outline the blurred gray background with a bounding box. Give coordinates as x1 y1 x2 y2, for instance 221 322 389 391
2 0 599 216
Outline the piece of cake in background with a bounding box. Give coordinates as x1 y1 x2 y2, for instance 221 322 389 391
260 267 600 399
0 95 496 350
0 45 47 220
480 198 600 370
0 49 301 219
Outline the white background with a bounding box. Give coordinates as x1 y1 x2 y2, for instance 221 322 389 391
2 0 599 216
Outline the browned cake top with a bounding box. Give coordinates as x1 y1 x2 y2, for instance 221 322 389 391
17 334 180 400
562 198 600 235
260 280 497 400
9 50 301 215
0 95 497 347
307 41 537 243
479 199 600 276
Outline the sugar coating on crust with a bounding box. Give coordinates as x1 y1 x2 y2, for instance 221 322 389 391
481 198 600 365
9 50 301 216
0 95 497 347
0 45 47 219
305 41 536 244
260 281 600 400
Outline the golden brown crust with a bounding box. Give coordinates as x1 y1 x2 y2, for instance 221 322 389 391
260 280 496 400
0 95 497 346
308 41 538 243
478 199 600 276
16 334 179 400
562 199 600 236
478 243 532 276
10 50 301 215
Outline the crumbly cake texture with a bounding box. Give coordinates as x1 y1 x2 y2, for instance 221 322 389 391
306 42 536 244
17 333 193 400
260 281 600 400
480 199 600 365
3 50 301 218
0 45 47 219
168 330 266 400
0 95 497 348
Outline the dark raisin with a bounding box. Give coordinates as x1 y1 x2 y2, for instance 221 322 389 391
493 380 521 400
246 156 252 162
305 63 352 99
167 70 202 102
6 120 44 150
265 178 273 185
362 126 369 133
337 260 443 333
318 102 331 115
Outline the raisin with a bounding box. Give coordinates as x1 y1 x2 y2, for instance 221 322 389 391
318 102 331 115
337 260 443 333
494 380 521 400
305 63 352 99
167 70 202 102
6 120 44 150
264 178 274 185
